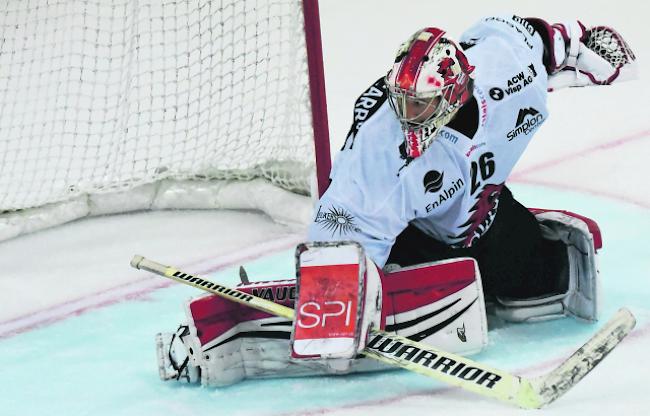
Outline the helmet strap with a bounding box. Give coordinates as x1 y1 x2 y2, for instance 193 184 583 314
405 130 422 158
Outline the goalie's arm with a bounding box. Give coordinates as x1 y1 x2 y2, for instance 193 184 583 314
308 185 409 268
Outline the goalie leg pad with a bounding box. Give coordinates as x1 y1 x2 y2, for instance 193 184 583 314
495 209 601 323
158 256 487 387
155 325 200 383
382 257 488 356
188 279 298 387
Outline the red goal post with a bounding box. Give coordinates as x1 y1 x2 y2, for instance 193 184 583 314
0 0 332 240
303 0 332 199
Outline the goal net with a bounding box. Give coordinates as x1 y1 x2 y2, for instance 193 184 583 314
0 0 330 240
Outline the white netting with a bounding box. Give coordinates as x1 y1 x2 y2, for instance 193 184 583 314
0 0 315 217
586 26 636 68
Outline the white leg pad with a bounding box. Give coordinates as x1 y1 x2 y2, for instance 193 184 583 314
155 326 201 383
496 210 602 323
156 256 487 387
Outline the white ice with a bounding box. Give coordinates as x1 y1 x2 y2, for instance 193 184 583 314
1 0 649 415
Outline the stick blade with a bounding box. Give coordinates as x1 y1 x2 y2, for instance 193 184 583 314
531 308 636 408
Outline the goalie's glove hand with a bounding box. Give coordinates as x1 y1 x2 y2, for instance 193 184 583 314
548 21 637 90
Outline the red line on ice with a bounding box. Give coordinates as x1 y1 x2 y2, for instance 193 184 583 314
511 177 650 209
275 319 650 416
0 235 301 339
508 127 650 209
510 128 650 179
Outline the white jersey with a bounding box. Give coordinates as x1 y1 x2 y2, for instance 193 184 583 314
308 15 549 267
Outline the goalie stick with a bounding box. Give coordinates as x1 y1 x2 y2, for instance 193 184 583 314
130 255 635 409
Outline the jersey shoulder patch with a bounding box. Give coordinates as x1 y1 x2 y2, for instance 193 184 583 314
341 77 388 151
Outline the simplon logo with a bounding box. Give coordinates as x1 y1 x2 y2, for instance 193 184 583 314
507 107 543 141
515 107 539 125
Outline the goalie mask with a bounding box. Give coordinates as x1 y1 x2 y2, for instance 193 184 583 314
386 28 475 158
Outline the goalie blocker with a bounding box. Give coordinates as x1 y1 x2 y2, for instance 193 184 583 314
157 243 488 386
291 242 382 361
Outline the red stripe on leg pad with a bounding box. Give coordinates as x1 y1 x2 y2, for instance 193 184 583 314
383 258 478 315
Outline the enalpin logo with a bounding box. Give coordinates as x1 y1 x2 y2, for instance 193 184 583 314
507 107 543 141
423 170 444 193
425 178 464 213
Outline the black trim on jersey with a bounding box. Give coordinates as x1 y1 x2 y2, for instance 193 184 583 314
525 18 555 74
446 96 479 139
459 41 477 50
341 76 388 151
398 142 413 170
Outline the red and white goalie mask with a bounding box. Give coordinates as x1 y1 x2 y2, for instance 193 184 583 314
386 28 475 158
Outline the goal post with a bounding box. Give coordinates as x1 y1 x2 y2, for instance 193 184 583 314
302 0 331 199
0 0 332 241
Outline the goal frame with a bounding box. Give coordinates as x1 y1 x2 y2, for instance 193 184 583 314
0 0 332 241
303 0 332 198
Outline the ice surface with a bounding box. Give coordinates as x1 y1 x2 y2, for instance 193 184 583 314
1 0 649 414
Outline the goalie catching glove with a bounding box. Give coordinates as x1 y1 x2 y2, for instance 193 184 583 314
156 242 487 386
527 18 637 89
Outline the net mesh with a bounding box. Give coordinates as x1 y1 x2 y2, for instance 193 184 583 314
586 26 636 68
0 0 315 213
